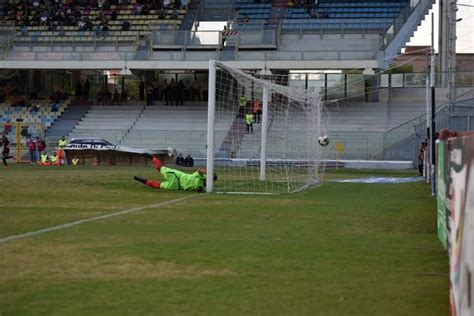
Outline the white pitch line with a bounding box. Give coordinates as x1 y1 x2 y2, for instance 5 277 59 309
0 195 194 244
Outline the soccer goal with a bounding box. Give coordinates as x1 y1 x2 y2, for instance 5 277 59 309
206 60 328 194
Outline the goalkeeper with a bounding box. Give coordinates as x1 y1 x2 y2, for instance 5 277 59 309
134 154 216 192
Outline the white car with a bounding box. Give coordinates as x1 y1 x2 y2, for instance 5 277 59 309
66 138 116 150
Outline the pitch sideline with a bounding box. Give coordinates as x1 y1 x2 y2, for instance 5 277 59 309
0 195 195 244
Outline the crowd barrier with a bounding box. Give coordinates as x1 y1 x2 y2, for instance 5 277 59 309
436 135 474 316
63 149 174 167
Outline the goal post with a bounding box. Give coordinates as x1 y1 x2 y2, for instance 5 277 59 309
1 122 45 164
206 60 328 194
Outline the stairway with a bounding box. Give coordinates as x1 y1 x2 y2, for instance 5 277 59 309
180 0 201 30
45 104 90 143
267 0 287 29
217 114 247 158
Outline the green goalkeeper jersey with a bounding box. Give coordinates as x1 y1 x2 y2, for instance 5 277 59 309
160 167 206 191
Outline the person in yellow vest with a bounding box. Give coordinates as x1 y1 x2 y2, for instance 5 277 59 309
245 111 254 134
239 95 247 118
72 156 79 166
40 152 50 166
50 151 58 165
57 136 67 165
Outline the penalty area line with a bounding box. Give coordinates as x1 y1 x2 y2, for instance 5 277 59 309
0 195 194 244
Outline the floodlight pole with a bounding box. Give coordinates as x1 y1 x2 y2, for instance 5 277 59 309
206 59 216 193
260 86 269 181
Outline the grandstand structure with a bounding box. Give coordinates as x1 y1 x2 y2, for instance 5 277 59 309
0 0 472 164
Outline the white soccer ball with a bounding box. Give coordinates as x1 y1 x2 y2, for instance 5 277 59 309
318 135 329 146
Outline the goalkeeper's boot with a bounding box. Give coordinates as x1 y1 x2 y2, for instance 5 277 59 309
134 175 148 184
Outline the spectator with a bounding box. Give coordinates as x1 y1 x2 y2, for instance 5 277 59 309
418 140 427 176
176 80 184 105
439 128 474 140
245 111 254 134
175 153 184 166
146 82 154 106
51 102 59 112
28 136 37 164
21 126 30 140
184 154 194 167
253 99 262 123
57 136 67 165
171 8 179 19
239 95 247 117
83 79 90 99
75 80 83 99
112 89 121 104
30 102 40 114
170 78 177 106
20 24 28 36
121 20 131 31
163 79 172 106
37 136 46 158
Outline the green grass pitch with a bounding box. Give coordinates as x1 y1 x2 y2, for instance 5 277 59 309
0 165 448 315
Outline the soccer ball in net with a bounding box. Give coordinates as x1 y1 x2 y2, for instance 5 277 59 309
318 135 329 146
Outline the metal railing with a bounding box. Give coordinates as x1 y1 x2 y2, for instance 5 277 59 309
381 0 422 48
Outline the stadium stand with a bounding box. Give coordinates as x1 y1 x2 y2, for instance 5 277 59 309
0 2 187 48
0 99 69 129
121 105 234 157
68 105 143 144
281 0 409 31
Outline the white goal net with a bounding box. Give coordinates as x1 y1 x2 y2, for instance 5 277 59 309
206 60 329 194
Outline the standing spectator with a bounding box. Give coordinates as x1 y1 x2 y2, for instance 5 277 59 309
113 89 121 105
418 140 427 176
83 79 91 99
163 79 172 106
245 111 254 134
57 136 67 165
239 94 247 118
28 136 37 164
176 80 185 105
170 78 177 106
175 153 184 166
75 80 83 100
146 82 154 106
37 136 46 158
139 79 145 101
253 99 262 123
184 154 194 167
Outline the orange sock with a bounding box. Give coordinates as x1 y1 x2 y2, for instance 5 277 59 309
152 157 162 171
146 180 161 189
